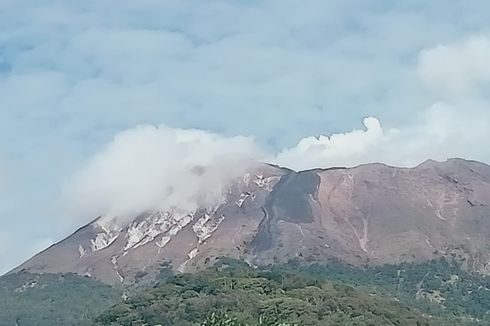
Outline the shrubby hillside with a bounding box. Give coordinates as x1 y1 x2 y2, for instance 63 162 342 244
2 257 489 325
95 258 467 326
282 257 490 323
0 271 121 326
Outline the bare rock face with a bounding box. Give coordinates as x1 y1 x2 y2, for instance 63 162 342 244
13 159 490 285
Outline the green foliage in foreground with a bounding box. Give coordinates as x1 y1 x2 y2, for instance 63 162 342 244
0 271 121 326
279 257 490 323
1 257 488 325
94 258 445 326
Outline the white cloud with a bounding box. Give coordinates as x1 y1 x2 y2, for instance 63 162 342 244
418 36 490 96
62 124 261 224
275 100 490 171
275 117 390 169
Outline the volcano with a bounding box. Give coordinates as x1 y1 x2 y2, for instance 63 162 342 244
13 158 490 285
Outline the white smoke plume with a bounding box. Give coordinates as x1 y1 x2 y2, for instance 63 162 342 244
274 117 390 170
63 125 261 224
275 101 490 171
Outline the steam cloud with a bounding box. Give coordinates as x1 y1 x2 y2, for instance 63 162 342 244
274 104 490 171
63 125 261 224
274 117 389 169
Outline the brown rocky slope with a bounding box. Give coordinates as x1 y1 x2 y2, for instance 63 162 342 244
12 158 490 285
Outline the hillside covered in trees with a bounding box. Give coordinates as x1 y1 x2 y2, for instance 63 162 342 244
95 258 489 326
0 271 121 325
1 257 489 325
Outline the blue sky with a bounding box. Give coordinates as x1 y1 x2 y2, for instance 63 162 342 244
1 0 490 274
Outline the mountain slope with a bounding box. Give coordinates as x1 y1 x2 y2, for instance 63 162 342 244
12 159 490 285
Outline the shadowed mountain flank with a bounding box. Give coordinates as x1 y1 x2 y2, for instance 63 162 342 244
252 170 320 252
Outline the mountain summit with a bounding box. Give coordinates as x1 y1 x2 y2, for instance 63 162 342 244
13 158 490 285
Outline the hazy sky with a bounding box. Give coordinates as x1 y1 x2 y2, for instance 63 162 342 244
1 0 490 274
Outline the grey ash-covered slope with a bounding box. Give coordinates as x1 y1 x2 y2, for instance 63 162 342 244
13 158 490 285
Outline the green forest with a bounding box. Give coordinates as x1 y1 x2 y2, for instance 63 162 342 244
0 272 121 325
1 257 489 325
